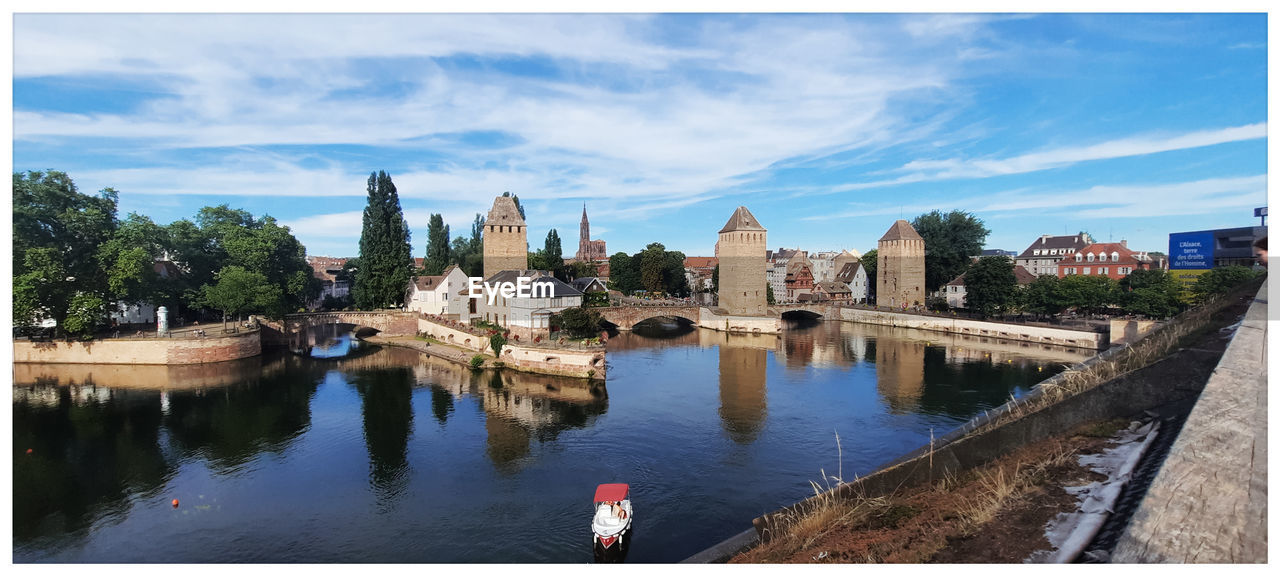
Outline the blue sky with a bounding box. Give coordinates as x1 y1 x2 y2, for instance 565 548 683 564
11 12 1269 259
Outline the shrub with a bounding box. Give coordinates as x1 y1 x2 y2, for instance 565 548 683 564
490 333 507 357
469 354 485 369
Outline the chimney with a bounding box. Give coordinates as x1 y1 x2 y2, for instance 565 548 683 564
1121 239 1127 247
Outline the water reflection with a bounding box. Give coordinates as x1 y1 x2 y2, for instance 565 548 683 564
874 336 927 413
718 346 767 443
13 385 168 544
352 366 414 502
293 324 366 358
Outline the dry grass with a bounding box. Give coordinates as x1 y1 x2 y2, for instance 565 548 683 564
956 439 1078 534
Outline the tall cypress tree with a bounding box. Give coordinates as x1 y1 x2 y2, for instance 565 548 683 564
543 228 564 279
424 213 450 275
355 171 413 309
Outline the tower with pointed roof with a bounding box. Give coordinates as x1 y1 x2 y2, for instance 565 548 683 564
715 206 768 316
575 204 607 262
483 195 528 277
876 219 926 308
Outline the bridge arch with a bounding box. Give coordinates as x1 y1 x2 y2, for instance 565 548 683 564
596 305 701 331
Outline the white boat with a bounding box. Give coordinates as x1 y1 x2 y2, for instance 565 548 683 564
592 483 632 562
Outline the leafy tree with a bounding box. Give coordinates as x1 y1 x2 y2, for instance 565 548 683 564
355 171 413 309
556 307 603 338
711 264 720 293
1192 266 1258 300
640 243 668 294
1020 275 1066 318
568 260 598 280
964 257 1016 318
423 213 451 275
63 292 109 339
527 250 549 271
13 171 119 335
1057 274 1118 316
447 213 486 277
860 249 878 304
200 266 282 331
1118 269 1184 318
911 210 990 293
544 228 565 279
663 250 691 298
608 252 638 294
766 284 776 305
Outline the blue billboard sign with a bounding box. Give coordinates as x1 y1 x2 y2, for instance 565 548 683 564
1169 231 1214 270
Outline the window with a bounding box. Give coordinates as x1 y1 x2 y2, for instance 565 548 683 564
1099 267 1108 275
1086 253 1095 262
1075 253 1082 262
1111 252 1119 262
1083 267 1091 275
1033 249 1041 256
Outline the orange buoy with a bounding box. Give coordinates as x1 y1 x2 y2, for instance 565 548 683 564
172 499 180 508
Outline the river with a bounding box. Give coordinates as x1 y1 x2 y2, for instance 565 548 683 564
12 318 1085 562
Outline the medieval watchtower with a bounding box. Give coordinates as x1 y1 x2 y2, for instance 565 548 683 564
716 206 767 316
876 219 926 308
483 195 528 277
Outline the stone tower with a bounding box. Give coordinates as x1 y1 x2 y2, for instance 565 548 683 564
483 195 528 277
876 219 926 308
715 206 767 316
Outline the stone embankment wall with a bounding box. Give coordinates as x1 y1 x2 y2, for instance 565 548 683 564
13 331 261 365
497 343 606 379
698 308 782 334
836 307 1105 350
1109 318 1160 347
417 318 492 353
414 317 603 379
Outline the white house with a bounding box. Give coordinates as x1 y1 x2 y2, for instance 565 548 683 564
835 261 869 304
466 270 584 340
406 265 470 316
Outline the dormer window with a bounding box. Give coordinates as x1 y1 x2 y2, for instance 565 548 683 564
1111 252 1119 262
1075 253 1082 262
1086 253 1095 262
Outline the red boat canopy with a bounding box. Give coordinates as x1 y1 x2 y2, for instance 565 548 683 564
594 483 630 503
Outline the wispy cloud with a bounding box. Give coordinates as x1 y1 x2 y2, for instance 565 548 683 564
824 123 1267 193
805 174 1267 222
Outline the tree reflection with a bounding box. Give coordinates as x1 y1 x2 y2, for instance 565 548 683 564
12 385 168 544
352 367 415 504
163 356 319 468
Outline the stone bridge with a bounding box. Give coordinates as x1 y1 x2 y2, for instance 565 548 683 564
596 303 838 331
257 311 419 346
597 305 702 331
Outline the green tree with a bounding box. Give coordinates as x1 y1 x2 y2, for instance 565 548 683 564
543 228 565 279
860 249 878 304
423 213 451 275
556 307 603 338
963 257 1016 318
527 250 549 271
1020 275 1066 319
608 252 638 294
567 260 598 280
13 171 119 335
910 210 990 293
355 171 413 309
711 264 720 293
664 250 691 297
1057 274 1118 316
766 284 776 305
1192 266 1258 300
1119 269 1184 318
200 266 282 331
639 243 668 294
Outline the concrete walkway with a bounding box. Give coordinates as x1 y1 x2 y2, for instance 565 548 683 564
1112 280 1267 563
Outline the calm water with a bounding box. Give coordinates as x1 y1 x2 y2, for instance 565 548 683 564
12 320 1084 563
